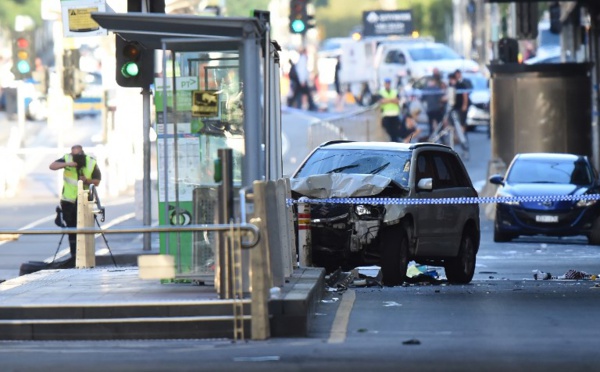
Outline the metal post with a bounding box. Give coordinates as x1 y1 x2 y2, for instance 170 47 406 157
241 26 263 187
142 88 152 251
218 148 234 299
250 180 271 340
591 11 600 169
297 197 312 267
76 180 95 268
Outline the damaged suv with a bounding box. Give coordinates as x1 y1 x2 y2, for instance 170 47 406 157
290 141 480 285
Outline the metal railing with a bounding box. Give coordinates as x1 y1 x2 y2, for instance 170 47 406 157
307 104 387 149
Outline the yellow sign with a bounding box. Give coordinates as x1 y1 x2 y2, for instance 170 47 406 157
192 90 219 117
68 7 100 32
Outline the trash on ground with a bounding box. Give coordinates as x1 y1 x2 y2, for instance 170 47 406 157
533 269 599 281
402 338 421 345
405 262 442 284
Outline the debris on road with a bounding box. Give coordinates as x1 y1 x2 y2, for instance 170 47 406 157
533 269 598 281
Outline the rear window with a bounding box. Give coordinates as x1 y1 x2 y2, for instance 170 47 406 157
294 148 412 187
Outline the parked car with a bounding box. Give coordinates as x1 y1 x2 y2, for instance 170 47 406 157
290 141 480 285
463 72 490 130
489 153 600 244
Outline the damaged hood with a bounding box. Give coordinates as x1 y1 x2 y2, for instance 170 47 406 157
290 173 392 198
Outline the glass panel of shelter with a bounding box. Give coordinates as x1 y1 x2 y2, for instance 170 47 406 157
156 49 246 280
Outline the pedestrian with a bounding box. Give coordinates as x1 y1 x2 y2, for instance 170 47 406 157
422 67 446 136
334 55 344 111
398 107 422 143
453 69 471 134
287 59 299 107
378 78 401 142
49 145 101 265
292 48 318 111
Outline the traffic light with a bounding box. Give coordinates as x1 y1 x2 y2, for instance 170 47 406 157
12 31 34 80
516 2 538 40
115 36 154 88
289 0 309 34
63 49 84 98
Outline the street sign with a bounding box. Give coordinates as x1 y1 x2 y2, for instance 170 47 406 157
362 10 413 37
192 90 219 117
61 0 107 37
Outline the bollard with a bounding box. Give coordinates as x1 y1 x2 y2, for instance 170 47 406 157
76 180 95 268
297 196 312 267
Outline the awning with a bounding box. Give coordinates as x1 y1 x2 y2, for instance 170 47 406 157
91 12 264 52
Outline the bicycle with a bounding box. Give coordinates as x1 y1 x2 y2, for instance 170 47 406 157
429 108 469 160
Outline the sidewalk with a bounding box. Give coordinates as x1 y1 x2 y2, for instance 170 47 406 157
0 254 325 340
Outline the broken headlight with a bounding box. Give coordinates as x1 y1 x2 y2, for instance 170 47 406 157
355 204 371 216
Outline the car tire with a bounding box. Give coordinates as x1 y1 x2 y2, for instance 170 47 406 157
380 226 409 287
588 217 600 245
493 221 513 243
445 231 476 284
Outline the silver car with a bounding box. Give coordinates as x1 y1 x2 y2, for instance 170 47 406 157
291 141 480 285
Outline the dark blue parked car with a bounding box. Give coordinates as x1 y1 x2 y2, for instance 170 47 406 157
489 153 600 244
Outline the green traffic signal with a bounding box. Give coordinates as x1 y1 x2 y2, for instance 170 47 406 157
17 60 31 74
291 19 306 33
121 61 139 78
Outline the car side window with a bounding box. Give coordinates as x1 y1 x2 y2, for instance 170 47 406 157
416 153 434 187
432 154 455 189
448 152 472 187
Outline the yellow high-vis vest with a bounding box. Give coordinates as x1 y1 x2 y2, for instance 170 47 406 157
61 154 97 203
379 88 400 117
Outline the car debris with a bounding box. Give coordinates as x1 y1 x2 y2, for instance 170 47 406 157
532 269 599 280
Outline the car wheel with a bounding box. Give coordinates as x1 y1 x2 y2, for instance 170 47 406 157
588 217 600 245
380 226 409 287
493 220 513 243
445 231 476 284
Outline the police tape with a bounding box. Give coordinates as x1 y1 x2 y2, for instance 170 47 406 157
404 88 474 96
286 193 600 206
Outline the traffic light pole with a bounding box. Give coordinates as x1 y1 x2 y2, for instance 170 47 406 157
142 87 152 251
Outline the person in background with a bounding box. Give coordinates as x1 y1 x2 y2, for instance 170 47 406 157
398 107 422 143
378 78 401 142
292 48 318 111
453 69 472 135
49 145 101 265
334 55 344 111
422 67 446 136
287 59 299 107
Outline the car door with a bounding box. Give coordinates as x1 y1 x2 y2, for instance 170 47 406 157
414 151 438 254
426 151 465 256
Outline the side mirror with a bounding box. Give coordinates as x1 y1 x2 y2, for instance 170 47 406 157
417 177 433 190
489 174 505 185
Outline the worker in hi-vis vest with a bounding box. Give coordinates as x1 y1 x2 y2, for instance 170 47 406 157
49 144 101 265
378 78 401 142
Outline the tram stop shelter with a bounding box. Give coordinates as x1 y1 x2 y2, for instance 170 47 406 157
91 12 285 281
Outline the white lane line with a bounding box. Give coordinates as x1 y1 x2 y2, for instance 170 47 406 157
328 289 356 344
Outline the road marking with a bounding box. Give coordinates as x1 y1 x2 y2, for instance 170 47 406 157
328 289 355 344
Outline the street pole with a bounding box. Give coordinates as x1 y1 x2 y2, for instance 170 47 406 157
142 88 152 251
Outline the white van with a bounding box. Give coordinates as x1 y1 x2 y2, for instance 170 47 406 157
374 41 480 88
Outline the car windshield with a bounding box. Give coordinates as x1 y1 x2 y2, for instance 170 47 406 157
294 148 412 187
506 158 593 185
408 45 461 61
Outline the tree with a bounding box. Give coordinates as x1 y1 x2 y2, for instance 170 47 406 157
223 0 271 17
0 0 42 30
